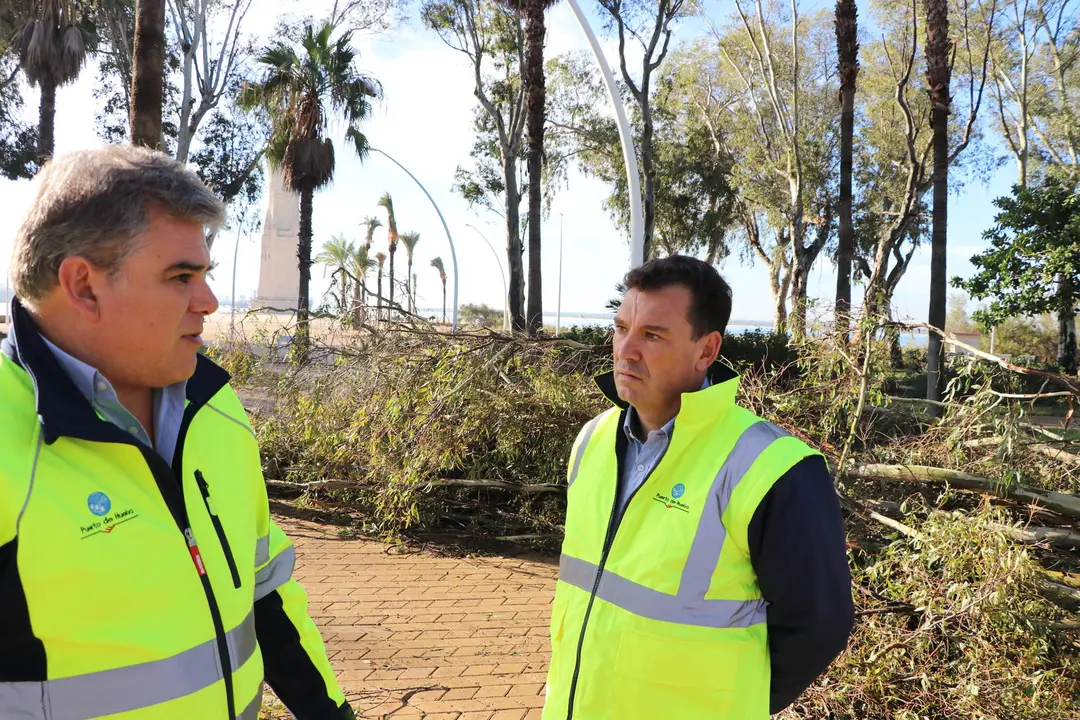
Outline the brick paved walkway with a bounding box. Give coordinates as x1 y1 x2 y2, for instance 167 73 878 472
264 515 558 720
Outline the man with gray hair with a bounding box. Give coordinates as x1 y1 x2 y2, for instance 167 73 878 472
0 145 354 719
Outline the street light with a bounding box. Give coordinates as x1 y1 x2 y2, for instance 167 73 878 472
565 0 644 269
465 224 510 332
556 213 563 336
368 147 460 332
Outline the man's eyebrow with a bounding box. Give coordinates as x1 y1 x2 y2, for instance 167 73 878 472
642 324 669 333
164 260 217 274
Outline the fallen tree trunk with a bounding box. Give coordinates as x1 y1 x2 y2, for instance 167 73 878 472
994 523 1080 550
266 477 564 494
848 464 1080 519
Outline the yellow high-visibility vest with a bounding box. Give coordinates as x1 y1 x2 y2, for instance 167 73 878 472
0 308 344 719
544 369 820 720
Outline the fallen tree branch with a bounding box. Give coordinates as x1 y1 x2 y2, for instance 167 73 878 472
835 488 925 540
847 464 1080 519
994 523 1080 550
1030 444 1080 467
894 322 1080 396
266 477 566 494
1035 576 1080 612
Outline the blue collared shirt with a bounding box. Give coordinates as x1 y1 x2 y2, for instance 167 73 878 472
617 376 711 515
39 335 188 463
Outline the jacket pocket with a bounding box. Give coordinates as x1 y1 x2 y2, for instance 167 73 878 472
194 470 242 589
610 626 742 719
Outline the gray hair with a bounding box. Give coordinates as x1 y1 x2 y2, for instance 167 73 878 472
11 145 225 303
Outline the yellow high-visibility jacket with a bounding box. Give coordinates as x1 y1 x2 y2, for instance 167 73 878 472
0 299 350 720
544 365 820 720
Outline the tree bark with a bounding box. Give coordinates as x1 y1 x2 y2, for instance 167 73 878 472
1057 294 1078 375
505 155 526 331
835 0 858 335
640 98 656 261
130 0 167 150
925 0 951 410
37 74 56 163
523 0 545 336
296 185 314 350
388 244 396 318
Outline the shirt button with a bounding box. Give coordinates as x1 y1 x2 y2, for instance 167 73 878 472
96 380 108 393
127 426 139 435
637 464 645 472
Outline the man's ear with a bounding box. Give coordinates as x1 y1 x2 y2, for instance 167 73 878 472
55 257 103 322
697 331 722 372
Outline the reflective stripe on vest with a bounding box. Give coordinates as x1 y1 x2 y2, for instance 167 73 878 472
238 684 263 720
0 609 257 719
255 533 271 567
254 544 296 601
567 415 602 488
558 420 789 629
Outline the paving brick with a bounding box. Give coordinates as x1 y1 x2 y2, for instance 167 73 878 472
273 514 558 719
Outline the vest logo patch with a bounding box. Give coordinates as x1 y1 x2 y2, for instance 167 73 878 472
654 484 691 513
82 492 139 539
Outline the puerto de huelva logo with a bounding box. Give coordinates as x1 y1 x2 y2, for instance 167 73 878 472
654 483 691 513
82 492 139 539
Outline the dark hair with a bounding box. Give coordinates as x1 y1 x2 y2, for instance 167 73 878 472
624 255 732 338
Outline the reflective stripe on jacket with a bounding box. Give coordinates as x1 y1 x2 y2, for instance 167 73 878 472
544 365 821 720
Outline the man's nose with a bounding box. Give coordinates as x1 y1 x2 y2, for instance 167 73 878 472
191 276 219 316
616 333 642 361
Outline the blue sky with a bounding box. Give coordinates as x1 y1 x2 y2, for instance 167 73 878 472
0 0 1014 326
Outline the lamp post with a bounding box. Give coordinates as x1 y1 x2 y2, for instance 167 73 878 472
368 147 459 332
466 224 510 332
564 0 644 268
556 213 563 336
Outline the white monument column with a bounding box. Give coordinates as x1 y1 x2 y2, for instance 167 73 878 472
250 167 301 311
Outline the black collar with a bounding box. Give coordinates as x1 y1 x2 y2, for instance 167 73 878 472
2 297 231 446
594 361 739 409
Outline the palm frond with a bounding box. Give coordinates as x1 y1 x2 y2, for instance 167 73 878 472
400 231 421 258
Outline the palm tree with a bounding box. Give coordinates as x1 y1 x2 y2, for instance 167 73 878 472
502 0 559 334
130 0 166 148
240 21 378 351
18 0 91 162
399 231 420 315
361 215 382 250
834 0 858 334
377 193 399 314
349 244 376 325
431 256 447 325
314 234 356 316
924 0 951 409
375 251 387 321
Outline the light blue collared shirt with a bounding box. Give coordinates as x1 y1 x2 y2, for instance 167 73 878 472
39 334 188 463
617 376 711 515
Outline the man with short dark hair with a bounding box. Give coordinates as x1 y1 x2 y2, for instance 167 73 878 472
0 146 353 719
544 255 853 719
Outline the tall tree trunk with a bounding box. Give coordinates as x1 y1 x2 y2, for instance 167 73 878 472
377 268 383 321
37 74 56 162
505 156 526 331
641 102 656 261
789 266 810 339
835 0 858 335
524 0 546 336
925 0 951 409
130 0 166 149
407 257 414 314
1058 282 1078 375
296 185 314 352
388 245 396 316
352 279 364 326
442 281 447 324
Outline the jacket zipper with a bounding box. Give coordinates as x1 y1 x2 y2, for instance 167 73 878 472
164 405 236 720
564 426 671 720
195 470 242 589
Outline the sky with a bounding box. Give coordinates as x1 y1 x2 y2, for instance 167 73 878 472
0 0 1016 327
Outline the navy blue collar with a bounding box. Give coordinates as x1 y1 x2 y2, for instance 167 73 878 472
2 297 230 446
